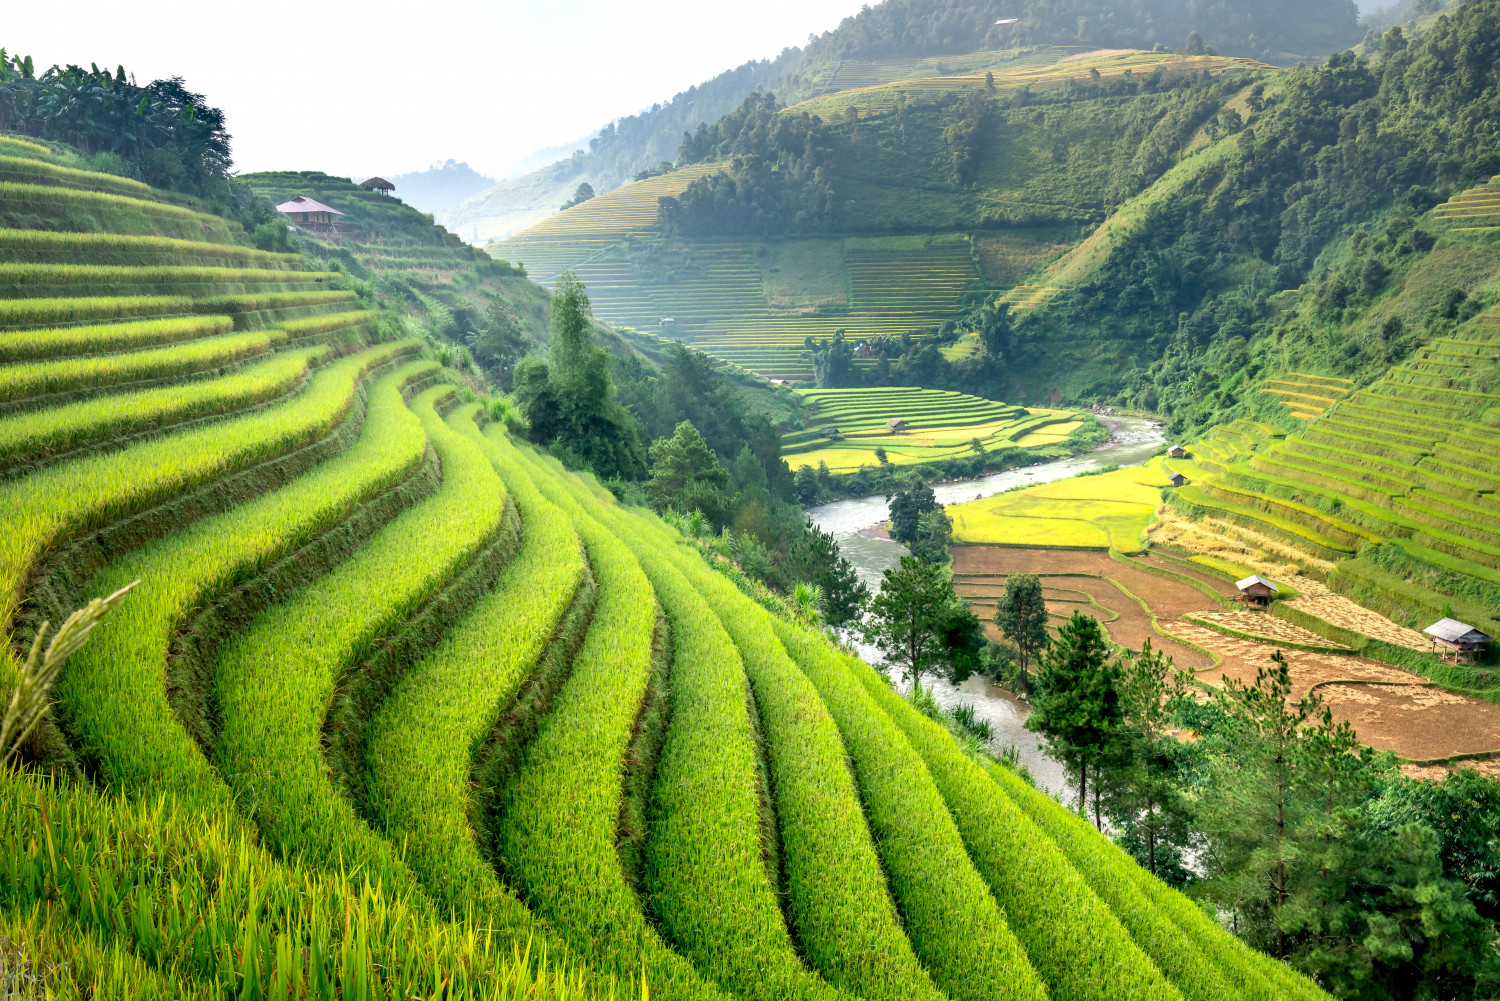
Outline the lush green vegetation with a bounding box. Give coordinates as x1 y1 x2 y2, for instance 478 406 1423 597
0 137 1337 1001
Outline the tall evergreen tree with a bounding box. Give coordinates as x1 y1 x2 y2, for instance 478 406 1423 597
994 572 1048 694
1028 611 1123 823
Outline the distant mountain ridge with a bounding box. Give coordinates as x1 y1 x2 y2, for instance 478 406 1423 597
453 0 1365 240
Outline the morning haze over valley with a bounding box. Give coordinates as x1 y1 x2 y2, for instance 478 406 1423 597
2 0 1500 998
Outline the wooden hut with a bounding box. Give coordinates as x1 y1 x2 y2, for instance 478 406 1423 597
1168 471 1186 487
275 196 344 228
1424 618 1491 664
1235 574 1279 607
819 427 840 439
887 418 908 433
360 177 395 195
1168 445 1187 458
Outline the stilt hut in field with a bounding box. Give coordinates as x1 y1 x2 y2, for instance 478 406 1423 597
1168 471 1186 488
887 418 908 433
1235 574 1279 607
360 177 396 195
819 427 840 439
1168 445 1187 458
276 196 344 228
1424 618 1491 664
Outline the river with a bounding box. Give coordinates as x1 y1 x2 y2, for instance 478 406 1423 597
805 415 1167 800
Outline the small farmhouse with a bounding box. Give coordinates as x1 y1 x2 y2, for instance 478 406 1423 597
1167 445 1187 458
1169 471 1186 487
819 427 840 439
887 418 908 432
276 196 344 227
1235 574 1279 607
1424 618 1491 664
360 177 395 194
659 317 676 326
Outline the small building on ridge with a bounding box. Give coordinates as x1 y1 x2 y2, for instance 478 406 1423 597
1168 445 1187 458
1424 618 1491 664
887 418 908 433
1169 471 1186 488
275 196 344 228
1235 574 1279 607
360 176 396 195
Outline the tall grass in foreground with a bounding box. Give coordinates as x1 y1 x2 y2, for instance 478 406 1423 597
0 771 592 999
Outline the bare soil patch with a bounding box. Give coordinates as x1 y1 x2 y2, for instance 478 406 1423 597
1171 619 1500 760
953 546 1214 668
1288 594 1430 650
1321 683 1500 761
1187 610 1352 650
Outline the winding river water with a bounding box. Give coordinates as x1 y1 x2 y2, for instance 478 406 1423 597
806 416 1167 799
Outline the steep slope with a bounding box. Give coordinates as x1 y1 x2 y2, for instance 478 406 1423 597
495 47 1267 383
0 139 1330 1001
239 170 553 349
455 0 1361 242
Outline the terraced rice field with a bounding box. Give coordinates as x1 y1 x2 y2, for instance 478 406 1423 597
947 459 1175 552
496 215 997 381
793 50 1270 119
1168 306 1500 642
782 386 1083 471
0 141 1333 1000
1430 176 1500 231
1259 372 1352 420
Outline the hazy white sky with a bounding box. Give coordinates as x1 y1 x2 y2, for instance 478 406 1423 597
7 0 868 178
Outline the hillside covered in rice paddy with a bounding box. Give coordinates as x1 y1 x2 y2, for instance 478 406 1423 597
0 127 1341 1000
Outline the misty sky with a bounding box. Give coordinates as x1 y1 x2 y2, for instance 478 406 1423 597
6 0 869 179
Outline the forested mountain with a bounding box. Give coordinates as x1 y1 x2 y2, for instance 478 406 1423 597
453 0 1365 240
1017 0 1500 433
446 53 798 241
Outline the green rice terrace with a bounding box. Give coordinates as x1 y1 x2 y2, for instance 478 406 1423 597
0 142 1330 999
1165 302 1500 646
499 221 986 383
782 386 1088 472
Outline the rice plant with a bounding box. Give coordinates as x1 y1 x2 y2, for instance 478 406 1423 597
0 328 286 403
1 580 136 764
0 314 233 363
771 620 1048 1001
212 384 505 881
663 533 947 1001
851 646 1185 1001
496 448 727 1000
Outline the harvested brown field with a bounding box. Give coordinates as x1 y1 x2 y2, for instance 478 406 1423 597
1186 610 1352 650
1288 594 1430 650
1171 620 1500 760
1320 683 1500 762
952 546 1214 668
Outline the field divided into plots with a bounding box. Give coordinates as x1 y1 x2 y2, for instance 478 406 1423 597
0 141 1324 1000
496 168 1069 382
1165 305 1500 648
781 386 1084 471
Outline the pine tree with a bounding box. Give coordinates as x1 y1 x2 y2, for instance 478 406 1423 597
1027 612 1122 822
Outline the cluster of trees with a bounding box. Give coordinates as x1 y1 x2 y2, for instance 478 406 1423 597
662 94 839 236
1028 2 1500 435
0 50 231 195
1012 608 1500 1000
512 276 865 625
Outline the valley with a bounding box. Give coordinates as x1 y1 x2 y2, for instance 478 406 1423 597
4 0 1500 998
